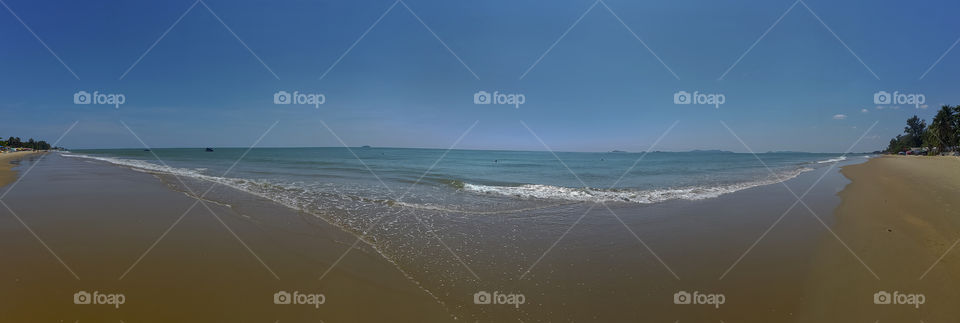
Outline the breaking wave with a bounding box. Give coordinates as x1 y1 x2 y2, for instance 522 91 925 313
461 167 814 204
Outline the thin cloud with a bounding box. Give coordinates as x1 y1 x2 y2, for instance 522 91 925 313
833 114 847 120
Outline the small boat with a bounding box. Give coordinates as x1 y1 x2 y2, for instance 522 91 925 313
143 149 151 152
361 145 371 148
205 148 214 152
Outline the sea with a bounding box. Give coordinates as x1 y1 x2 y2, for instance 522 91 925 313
62 148 854 210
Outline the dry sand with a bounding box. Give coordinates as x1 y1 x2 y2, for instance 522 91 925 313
802 155 960 321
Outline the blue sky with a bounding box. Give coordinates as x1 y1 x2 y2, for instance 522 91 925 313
1 0 959 152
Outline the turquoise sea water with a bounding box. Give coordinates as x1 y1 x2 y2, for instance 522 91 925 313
64 148 858 210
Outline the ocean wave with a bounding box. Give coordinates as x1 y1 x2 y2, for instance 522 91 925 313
816 156 847 163
462 167 814 204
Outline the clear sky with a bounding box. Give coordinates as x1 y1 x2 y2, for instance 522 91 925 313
2 0 958 152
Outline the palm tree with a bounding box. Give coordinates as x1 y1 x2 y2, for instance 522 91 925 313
926 106 956 153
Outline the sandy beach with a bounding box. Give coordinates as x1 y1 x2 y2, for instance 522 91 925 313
0 154 450 322
803 155 960 321
3 152 959 322
0 151 42 188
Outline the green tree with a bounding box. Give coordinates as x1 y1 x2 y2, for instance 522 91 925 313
904 115 927 147
926 105 957 153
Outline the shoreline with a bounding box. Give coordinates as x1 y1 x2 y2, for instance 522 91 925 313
802 155 960 321
0 151 43 188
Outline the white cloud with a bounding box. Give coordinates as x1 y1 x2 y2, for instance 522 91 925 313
833 114 847 120
876 106 884 110
861 108 869 113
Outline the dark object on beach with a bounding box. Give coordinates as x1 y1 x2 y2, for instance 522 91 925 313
205 148 214 152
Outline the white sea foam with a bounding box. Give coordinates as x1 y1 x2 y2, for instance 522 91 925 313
816 156 847 163
61 152 814 207
462 167 814 204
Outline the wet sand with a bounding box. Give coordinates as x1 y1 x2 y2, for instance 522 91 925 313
0 154 450 322
802 156 960 321
6 153 944 322
0 151 41 187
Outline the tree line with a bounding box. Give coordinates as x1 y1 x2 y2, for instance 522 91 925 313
1 137 52 151
886 105 960 154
